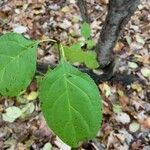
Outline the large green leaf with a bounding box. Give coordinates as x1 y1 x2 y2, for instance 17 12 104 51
0 32 37 97
63 46 99 69
39 59 102 147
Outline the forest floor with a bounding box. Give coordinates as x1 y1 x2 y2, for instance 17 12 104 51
0 0 150 150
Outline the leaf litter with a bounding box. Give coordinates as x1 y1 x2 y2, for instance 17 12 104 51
0 0 150 149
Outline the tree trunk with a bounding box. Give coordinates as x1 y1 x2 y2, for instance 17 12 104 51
96 0 140 68
77 0 90 23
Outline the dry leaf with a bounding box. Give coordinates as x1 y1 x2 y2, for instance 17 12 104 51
99 0 109 5
141 117 150 129
118 90 128 107
113 41 124 53
99 83 111 97
131 83 142 92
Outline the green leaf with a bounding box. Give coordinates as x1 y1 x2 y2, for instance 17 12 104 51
2 106 22 122
63 46 99 69
87 40 96 49
0 32 38 97
81 22 91 39
39 59 102 147
70 42 82 51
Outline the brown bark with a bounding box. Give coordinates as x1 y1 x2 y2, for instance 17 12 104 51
96 0 140 68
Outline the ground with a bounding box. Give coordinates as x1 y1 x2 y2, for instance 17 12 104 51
0 0 150 150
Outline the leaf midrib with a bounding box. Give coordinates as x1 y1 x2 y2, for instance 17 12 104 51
62 61 91 143
61 60 77 144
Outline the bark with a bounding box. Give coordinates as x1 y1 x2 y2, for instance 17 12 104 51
37 0 142 85
77 0 90 23
96 0 140 68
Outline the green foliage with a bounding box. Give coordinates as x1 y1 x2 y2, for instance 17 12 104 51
63 22 98 69
0 32 37 96
39 59 102 147
63 45 99 69
0 32 102 148
70 43 82 51
87 39 96 49
81 22 91 39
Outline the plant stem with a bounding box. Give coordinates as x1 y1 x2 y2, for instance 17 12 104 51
38 38 65 61
59 44 66 60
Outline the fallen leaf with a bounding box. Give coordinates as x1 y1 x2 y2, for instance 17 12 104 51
129 122 140 132
55 137 71 150
61 6 70 13
42 142 52 150
143 146 150 150
21 102 35 118
119 130 133 144
59 19 72 29
118 90 128 107
99 83 111 97
25 91 39 101
134 54 150 64
136 34 145 45
131 140 142 150
17 143 27 150
125 35 132 45
2 106 22 123
13 25 27 33
115 112 130 124
141 67 150 77
113 41 124 53
128 61 138 69
99 0 109 5
113 104 122 114
141 117 150 129
69 0 76 4
131 83 142 92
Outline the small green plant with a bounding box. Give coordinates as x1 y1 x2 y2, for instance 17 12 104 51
0 22 102 148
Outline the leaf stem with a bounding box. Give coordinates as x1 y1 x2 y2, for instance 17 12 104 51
59 44 66 60
38 38 66 61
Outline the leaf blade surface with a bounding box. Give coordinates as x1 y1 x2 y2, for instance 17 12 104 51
0 33 37 96
40 59 102 147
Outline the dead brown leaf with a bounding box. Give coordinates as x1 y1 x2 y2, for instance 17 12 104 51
113 41 125 53
141 117 150 129
99 0 109 5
